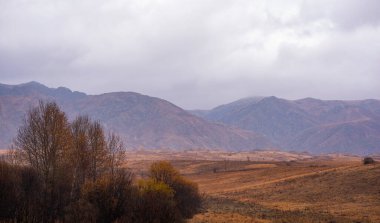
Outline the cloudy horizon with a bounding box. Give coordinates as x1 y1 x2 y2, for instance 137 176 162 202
1 0 380 109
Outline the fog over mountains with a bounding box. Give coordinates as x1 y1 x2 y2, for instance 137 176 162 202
1 82 380 155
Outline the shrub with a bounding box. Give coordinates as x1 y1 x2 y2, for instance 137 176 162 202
149 161 179 185
171 176 201 218
149 161 201 219
0 161 43 222
78 170 135 223
135 179 181 223
363 157 375 165
0 161 19 221
64 199 96 223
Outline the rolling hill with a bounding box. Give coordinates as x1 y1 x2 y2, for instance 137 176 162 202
0 82 272 150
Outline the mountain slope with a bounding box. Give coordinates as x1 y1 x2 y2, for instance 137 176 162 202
0 82 272 150
289 120 380 155
203 97 317 145
200 96 380 154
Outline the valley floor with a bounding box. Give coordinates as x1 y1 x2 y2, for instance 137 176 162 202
126 151 380 223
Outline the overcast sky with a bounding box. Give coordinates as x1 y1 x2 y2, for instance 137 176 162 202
1 0 380 109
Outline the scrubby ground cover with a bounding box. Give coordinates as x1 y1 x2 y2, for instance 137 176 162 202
184 158 380 223
127 154 379 223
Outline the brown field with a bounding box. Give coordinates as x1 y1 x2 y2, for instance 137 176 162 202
126 151 380 223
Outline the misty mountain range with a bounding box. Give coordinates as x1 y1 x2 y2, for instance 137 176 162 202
1 82 379 155
190 96 380 155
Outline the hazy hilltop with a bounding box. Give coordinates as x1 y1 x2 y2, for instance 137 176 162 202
0 82 271 150
192 97 380 155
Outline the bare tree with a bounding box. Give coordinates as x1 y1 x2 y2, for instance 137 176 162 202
88 120 108 182
107 131 126 177
6 101 143 222
15 101 72 182
70 115 92 199
14 101 73 221
70 116 126 199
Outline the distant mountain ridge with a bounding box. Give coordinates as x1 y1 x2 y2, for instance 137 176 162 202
191 96 380 155
0 81 86 99
1 82 379 155
0 82 272 151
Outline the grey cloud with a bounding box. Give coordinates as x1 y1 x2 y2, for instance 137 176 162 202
0 0 379 109
300 0 380 30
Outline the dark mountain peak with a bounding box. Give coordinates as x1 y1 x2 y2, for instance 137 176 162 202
256 96 291 107
260 96 285 102
20 81 45 87
0 82 87 100
266 96 279 100
0 81 49 96
294 97 325 107
234 96 266 104
56 86 71 92
89 91 187 117
97 91 177 106
0 81 45 90
211 96 264 112
19 81 51 92
54 86 87 100
99 91 143 98
297 97 322 102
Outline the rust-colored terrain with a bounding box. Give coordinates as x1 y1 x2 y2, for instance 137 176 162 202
126 151 380 223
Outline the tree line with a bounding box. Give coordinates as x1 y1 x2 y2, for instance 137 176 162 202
0 101 201 223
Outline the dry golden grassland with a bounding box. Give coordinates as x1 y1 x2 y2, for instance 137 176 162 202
126 151 380 223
